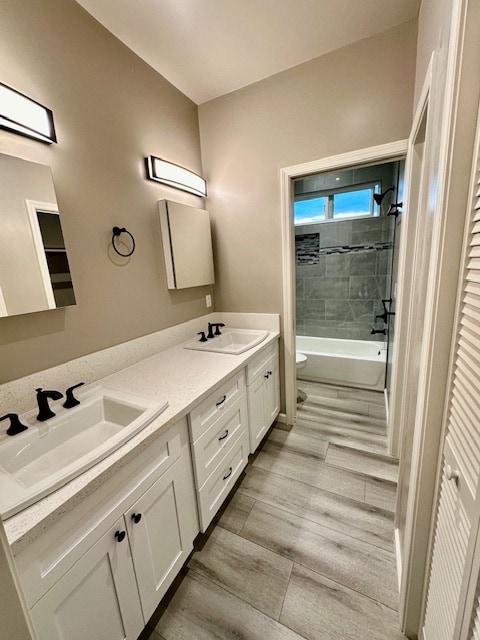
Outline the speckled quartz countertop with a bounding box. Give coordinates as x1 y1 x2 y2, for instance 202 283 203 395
4 331 279 550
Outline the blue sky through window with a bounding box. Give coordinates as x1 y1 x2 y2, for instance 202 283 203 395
294 197 326 223
294 187 377 224
333 189 371 219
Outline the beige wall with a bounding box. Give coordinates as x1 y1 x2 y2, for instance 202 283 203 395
0 0 211 384
199 21 417 318
414 0 454 107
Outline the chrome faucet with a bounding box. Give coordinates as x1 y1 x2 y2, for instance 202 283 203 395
36 388 64 421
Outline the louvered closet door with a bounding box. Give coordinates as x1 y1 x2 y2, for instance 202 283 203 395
422 112 480 640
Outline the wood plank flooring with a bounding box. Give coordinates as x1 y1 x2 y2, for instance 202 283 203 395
142 381 406 640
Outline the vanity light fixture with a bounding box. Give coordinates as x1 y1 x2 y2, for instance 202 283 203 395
0 82 56 144
145 155 207 197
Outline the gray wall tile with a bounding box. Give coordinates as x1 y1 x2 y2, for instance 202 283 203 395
297 299 326 321
325 300 373 322
295 218 392 341
305 277 349 300
349 276 387 300
326 254 351 277
349 252 377 276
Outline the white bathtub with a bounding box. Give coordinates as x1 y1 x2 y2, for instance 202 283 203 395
296 336 387 391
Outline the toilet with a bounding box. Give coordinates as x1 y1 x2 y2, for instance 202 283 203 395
296 351 307 402
296 351 307 372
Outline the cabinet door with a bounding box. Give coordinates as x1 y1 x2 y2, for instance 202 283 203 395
248 373 267 454
264 357 280 428
30 517 143 640
126 455 198 622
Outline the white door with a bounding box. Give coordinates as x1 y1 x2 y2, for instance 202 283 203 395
30 517 143 640
422 103 480 640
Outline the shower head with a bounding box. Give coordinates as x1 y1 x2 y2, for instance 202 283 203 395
373 187 395 206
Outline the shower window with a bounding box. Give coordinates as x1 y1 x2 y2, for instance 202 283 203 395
294 183 381 225
293 196 328 224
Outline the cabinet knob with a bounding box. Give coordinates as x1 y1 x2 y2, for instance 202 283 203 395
264 372 270 379
131 512 142 524
115 530 126 542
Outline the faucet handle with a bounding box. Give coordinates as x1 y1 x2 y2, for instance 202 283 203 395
375 311 389 324
213 323 225 336
198 331 208 342
0 413 28 436
63 382 85 409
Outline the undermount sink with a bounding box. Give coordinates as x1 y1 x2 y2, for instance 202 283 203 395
184 328 268 355
0 386 168 518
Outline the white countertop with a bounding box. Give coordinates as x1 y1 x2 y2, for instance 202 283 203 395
4 331 279 550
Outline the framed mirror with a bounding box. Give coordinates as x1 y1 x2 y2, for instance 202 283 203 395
0 153 76 317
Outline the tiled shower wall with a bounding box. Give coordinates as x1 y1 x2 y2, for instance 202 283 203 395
295 216 393 341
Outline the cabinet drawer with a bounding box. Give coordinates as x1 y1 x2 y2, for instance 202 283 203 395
189 370 245 442
191 396 248 489
247 342 278 384
197 430 249 532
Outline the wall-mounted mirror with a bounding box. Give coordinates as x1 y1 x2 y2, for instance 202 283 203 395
0 153 76 317
158 199 215 289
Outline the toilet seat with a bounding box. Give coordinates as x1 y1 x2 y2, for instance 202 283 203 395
296 351 307 369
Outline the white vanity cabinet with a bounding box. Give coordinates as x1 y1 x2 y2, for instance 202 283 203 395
189 370 249 532
29 515 144 640
247 341 280 453
14 419 198 640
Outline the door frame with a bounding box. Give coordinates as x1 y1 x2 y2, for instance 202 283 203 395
25 199 60 310
394 0 480 635
280 140 408 426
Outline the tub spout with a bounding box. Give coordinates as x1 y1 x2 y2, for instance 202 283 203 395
371 328 386 335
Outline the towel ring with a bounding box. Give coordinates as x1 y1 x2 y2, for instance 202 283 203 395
112 226 135 257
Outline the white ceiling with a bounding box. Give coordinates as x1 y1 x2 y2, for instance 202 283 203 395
76 0 421 105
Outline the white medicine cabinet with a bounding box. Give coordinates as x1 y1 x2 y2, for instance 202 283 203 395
158 199 215 289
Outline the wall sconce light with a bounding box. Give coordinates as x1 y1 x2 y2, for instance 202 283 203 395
145 155 207 197
0 82 56 144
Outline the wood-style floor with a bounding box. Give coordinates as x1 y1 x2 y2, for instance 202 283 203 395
142 380 406 640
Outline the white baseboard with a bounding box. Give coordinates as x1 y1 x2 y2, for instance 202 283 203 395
276 412 288 424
